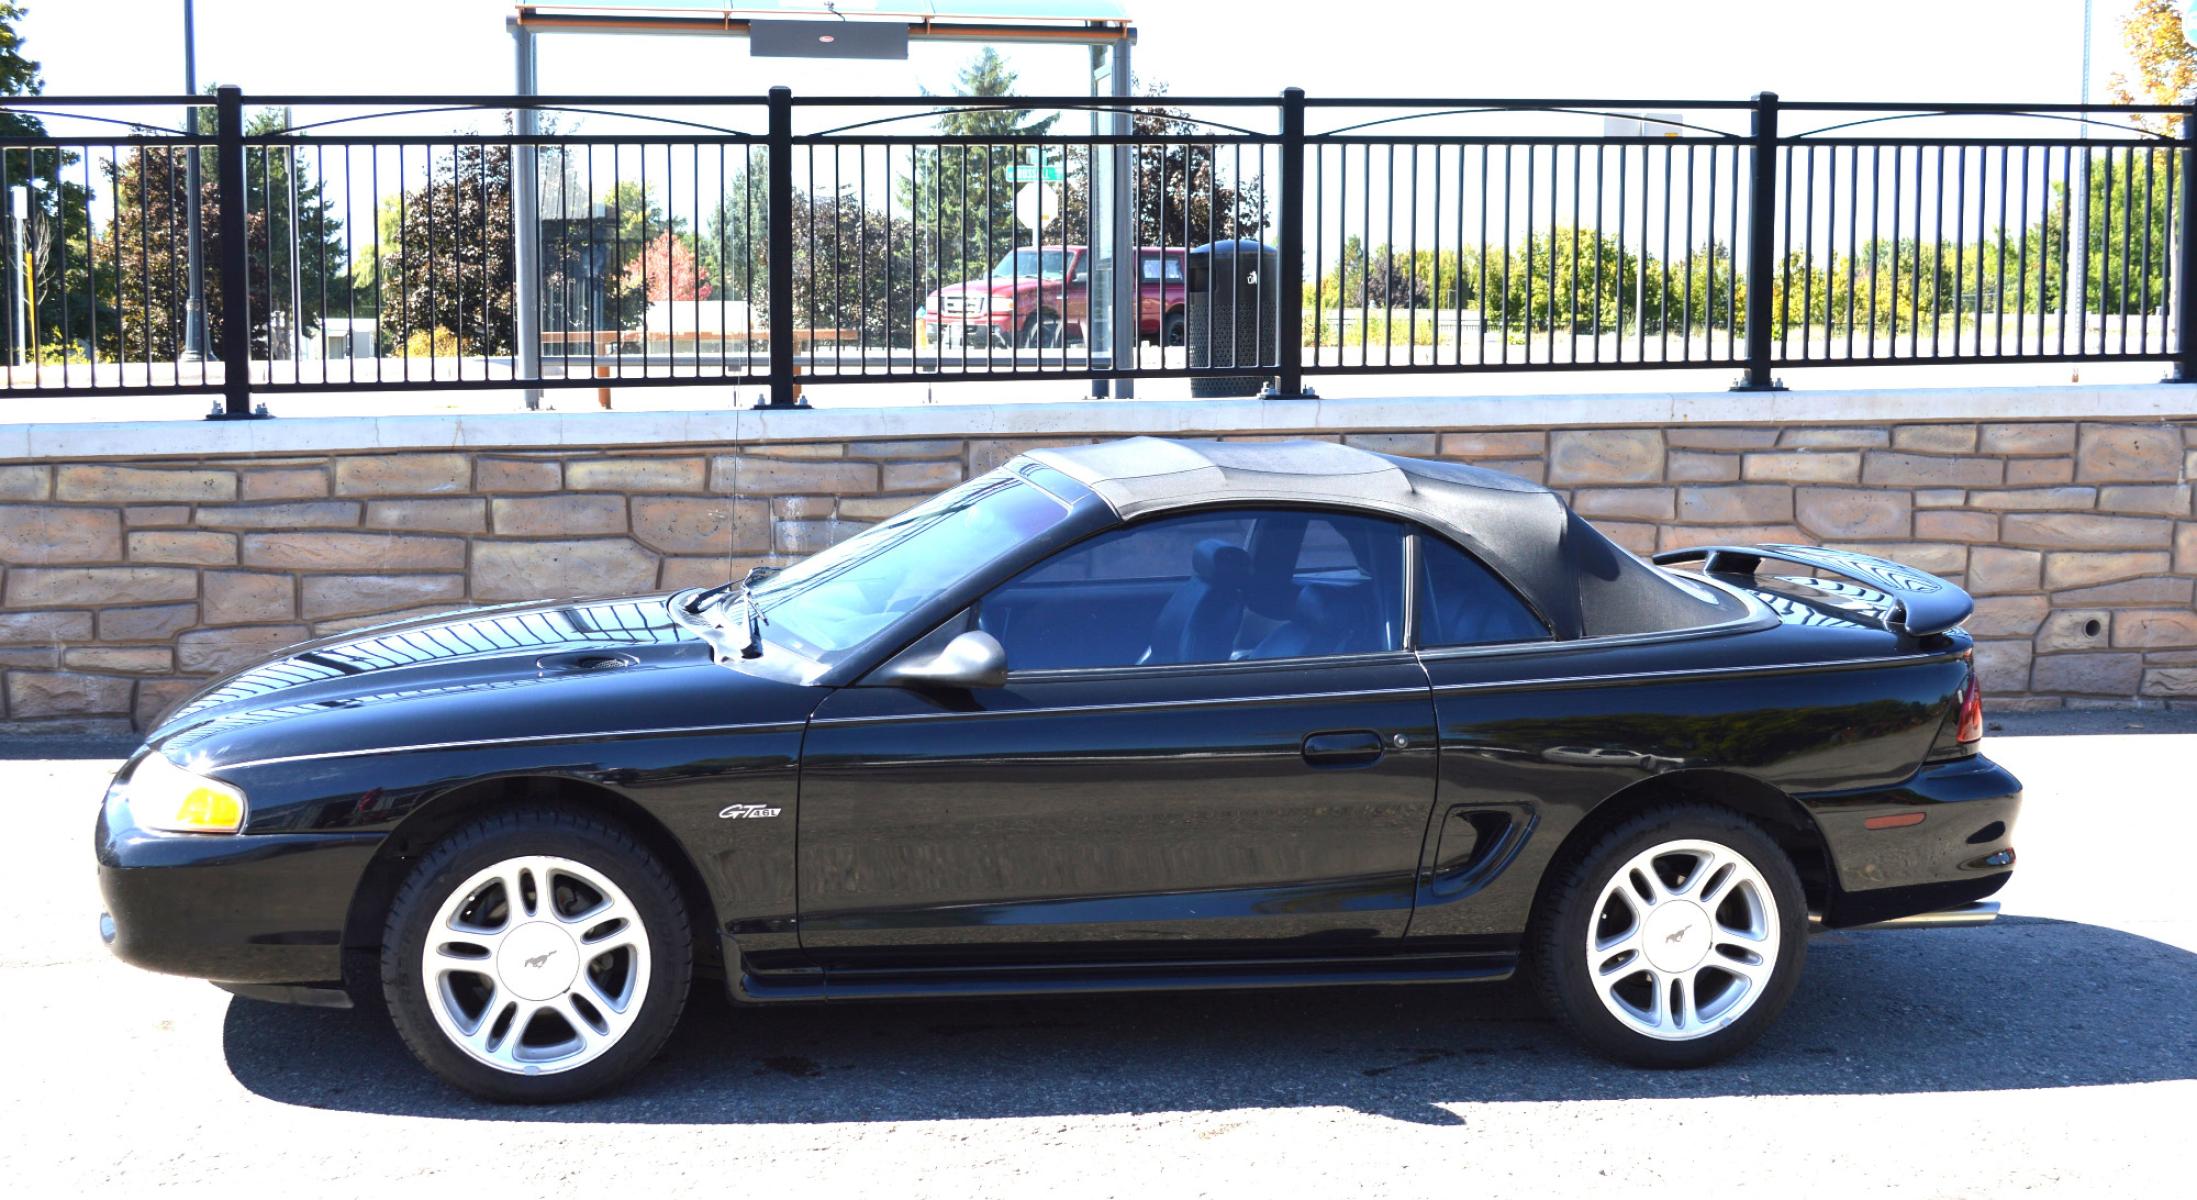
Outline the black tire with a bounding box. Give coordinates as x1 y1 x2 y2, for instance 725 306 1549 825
1161 311 1185 347
380 807 694 1103
1528 804 1806 1068
1019 310 1062 348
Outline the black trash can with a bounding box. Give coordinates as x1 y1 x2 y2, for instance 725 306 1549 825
1186 238 1279 398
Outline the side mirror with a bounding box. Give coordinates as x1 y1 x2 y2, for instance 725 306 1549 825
871 630 1010 690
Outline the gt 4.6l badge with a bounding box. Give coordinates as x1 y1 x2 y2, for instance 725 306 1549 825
718 803 783 820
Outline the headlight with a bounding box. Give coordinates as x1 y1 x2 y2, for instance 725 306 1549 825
126 753 247 834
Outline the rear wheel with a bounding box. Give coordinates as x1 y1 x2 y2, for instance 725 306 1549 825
381 808 693 1102
1529 805 1805 1067
1161 310 1185 347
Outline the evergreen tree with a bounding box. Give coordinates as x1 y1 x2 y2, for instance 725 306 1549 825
697 154 767 305
98 107 349 361
901 49 1057 284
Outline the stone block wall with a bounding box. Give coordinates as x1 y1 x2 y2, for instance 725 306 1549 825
3 402 2195 732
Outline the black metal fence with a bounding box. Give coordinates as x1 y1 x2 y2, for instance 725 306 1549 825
0 88 2188 416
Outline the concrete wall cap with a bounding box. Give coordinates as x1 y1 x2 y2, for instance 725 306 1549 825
5 383 2194 462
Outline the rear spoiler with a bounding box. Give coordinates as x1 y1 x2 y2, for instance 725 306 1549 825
1651 543 1972 639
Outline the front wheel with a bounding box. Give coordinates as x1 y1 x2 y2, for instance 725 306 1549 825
381 808 693 1102
1529 805 1806 1067
1018 309 1063 349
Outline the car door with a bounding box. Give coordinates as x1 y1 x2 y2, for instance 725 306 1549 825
796 507 1439 968
1401 531 1581 949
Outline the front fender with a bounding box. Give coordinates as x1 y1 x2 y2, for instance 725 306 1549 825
231 726 808 970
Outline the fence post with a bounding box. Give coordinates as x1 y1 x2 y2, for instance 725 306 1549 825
208 84 261 419
761 85 799 409
2174 106 2197 382
1270 87 1309 399
1734 90 1784 392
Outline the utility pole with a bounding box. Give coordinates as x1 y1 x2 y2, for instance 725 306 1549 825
179 0 210 362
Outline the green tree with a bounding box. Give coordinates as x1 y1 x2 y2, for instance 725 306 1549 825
900 48 1057 285
696 155 766 305
1483 228 1656 336
1323 241 1478 311
2074 148 2173 315
2111 0 2195 128
349 195 400 312
97 107 349 361
786 185 922 347
1122 88 1270 247
1671 240 1740 335
0 2 98 362
1053 83 1270 251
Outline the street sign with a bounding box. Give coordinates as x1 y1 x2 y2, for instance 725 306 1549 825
1009 164 1064 183
1014 182 1060 232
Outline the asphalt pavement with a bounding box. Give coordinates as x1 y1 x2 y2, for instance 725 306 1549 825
5 717 2192 1197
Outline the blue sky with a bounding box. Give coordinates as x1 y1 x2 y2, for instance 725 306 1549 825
18 1 2144 110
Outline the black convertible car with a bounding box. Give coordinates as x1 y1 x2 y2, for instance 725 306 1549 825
96 437 2019 1101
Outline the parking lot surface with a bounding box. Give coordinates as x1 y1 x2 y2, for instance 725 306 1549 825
7 716 2193 1197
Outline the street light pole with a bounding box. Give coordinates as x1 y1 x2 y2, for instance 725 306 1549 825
179 0 210 362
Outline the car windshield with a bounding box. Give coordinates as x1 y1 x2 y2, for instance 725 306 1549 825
991 249 1068 280
740 474 1071 664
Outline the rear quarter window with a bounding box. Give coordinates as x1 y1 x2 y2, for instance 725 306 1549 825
1417 535 1550 647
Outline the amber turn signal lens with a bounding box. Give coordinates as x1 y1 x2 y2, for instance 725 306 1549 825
1864 811 1927 830
126 752 248 835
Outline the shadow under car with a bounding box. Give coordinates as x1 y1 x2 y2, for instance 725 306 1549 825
222 916 2196 1126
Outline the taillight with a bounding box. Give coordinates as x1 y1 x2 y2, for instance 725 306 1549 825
1956 667 1984 745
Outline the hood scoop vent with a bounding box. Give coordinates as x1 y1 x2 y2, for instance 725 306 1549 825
536 650 640 675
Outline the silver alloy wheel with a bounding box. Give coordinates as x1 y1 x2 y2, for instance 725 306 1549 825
1584 837 1780 1041
419 854 652 1075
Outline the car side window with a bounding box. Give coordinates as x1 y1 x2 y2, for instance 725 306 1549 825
1415 534 1550 647
1139 255 1163 282
978 509 1407 671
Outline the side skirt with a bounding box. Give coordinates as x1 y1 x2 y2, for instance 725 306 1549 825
726 946 1517 1005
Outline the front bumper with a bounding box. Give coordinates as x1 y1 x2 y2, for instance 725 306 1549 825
96 792 382 986
931 319 1014 350
1813 752 2022 928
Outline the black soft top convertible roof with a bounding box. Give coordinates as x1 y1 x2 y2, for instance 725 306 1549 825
1025 437 1741 639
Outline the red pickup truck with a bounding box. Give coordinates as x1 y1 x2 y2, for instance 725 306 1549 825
923 245 1186 350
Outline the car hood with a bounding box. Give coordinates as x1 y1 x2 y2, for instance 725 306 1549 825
928 279 1024 303
148 595 830 770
